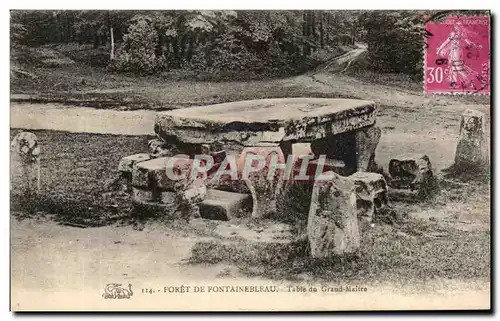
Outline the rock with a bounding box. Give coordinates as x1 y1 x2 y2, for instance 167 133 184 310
10 131 41 197
388 154 435 195
355 125 381 172
275 155 315 229
131 187 176 205
155 98 376 146
148 139 173 157
175 178 207 221
348 172 389 223
307 171 361 258
118 153 152 173
131 187 177 217
199 189 252 221
132 156 193 191
238 146 286 219
454 109 489 168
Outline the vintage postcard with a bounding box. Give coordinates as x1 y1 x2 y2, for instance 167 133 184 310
10 9 491 311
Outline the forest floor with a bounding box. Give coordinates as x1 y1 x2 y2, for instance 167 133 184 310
10 46 491 310
11 45 488 110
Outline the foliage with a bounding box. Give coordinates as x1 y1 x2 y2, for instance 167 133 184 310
110 15 160 74
10 9 436 77
359 11 424 75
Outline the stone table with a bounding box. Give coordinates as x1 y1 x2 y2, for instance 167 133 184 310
154 98 381 217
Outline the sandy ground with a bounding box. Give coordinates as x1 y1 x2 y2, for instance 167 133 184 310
10 216 490 311
10 72 491 311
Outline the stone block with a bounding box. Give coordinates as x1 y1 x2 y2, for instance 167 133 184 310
455 109 489 168
307 171 360 258
238 146 285 219
132 156 192 191
130 187 178 218
131 187 176 205
177 179 208 220
388 154 434 194
200 189 252 221
118 153 152 173
349 172 389 223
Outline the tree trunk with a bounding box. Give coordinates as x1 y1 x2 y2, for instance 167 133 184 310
302 11 308 57
320 12 324 48
326 13 330 44
93 29 99 49
110 26 115 61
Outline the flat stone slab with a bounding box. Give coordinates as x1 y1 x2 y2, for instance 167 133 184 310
118 153 152 173
199 189 252 221
155 98 376 146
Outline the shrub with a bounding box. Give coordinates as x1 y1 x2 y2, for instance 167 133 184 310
110 15 160 74
360 11 424 76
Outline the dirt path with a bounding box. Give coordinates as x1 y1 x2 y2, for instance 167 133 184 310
11 217 490 311
10 102 156 135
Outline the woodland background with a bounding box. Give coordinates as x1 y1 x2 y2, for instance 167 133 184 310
10 10 426 79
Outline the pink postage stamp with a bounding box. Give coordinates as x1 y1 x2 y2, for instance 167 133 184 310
424 15 490 95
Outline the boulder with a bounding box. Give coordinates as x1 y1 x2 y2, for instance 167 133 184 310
349 172 389 223
454 109 489 168
307 171 361 258
388 154 435 196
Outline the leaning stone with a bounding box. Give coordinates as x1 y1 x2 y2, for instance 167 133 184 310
307 171 360 258
118 153 152 173
388 154 434 195
454 109 489 168
200 189 252 221
348 172 389 223
355 125 381 172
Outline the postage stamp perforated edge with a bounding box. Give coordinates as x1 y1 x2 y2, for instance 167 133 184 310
423 13 491 96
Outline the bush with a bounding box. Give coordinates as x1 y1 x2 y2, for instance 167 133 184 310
110 15 161 74
360 11 424 76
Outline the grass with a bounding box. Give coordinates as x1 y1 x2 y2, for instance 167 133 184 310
10 129 153 226
9 129 490 283
189 175 491 283
13 44 489 112
189 216 490 283
11 44 357 110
